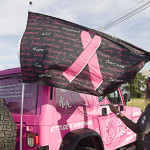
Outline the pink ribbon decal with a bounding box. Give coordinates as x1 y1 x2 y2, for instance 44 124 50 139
63 31 103 90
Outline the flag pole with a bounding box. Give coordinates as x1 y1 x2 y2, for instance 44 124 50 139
20 83 25 150
29 1 33 11
20 2 32 149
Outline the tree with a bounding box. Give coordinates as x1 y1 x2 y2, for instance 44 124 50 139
124 72 146 98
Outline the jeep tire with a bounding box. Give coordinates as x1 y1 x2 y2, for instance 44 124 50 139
78 147 95 150
0 103 17 150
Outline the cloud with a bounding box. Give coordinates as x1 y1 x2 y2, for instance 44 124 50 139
0 0 149 35
0 35 20 70
0 1 30 37
0 0 150 70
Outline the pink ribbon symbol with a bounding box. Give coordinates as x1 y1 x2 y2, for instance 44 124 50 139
63 31 103 90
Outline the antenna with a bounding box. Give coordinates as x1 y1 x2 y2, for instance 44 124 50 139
29 1 33 11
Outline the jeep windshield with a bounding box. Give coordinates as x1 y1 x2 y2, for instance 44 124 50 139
98 90 122 104
0 75 38 115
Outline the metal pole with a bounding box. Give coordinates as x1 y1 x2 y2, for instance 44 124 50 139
29 1 33 11
20 83 25 150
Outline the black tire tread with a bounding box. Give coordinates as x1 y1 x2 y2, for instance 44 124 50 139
0 103 17 150
77 147 95 150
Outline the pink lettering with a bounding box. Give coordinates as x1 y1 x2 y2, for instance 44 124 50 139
109 44 127 52
22 36 27 39
30 36 40 40
46 54 59 60
27 27 42 30
54 33 80 43
31 41 60 48
97 51 110 58
41 23 58 29
44 37 55 42
64 31 76 37
47 48 62 55
20 46 29 50
21 58 36 63
24 32 39 35
27 22 38 26
63 46 73 52
20 52 30 56
113 57 129 64
73 44 83 49
69 54 77 59
21 41 28 45
62 58 72 63
53 21 74 29
117 52 125 57
59 40 70 45
34 53 43 57
102 47 114 54
107 67 124 73
46 28 61 33
129 56 142 61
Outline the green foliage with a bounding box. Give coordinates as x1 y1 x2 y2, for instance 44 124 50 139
124 72 146 98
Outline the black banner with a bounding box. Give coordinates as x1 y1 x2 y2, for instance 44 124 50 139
20 12 150 96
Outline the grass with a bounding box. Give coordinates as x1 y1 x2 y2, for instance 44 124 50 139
126 98 146 111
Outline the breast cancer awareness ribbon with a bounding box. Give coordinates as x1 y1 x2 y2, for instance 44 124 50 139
63 31 103 90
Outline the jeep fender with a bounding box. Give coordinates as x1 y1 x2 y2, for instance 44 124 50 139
59 128 104 150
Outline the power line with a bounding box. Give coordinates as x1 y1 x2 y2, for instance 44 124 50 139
102 0 146 27
103 3 150 31
100 1 149 31
102 1 150 30
100 1 150 31
101 1 150 31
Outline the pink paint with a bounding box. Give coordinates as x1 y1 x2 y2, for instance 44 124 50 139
99 97 110 105
63 31 103 90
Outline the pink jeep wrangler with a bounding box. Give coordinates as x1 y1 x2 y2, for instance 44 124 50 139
0 67 142 150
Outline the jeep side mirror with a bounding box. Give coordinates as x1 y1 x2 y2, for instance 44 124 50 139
123 93 130 104
127 93 130 102
120 105 124 111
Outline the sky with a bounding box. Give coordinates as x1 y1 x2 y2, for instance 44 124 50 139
0 0 150 71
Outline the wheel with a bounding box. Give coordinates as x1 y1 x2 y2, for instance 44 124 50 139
76 137 101 150
77 147 95 150
0 103 17 150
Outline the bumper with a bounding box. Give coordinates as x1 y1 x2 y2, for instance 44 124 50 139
37 145 49 150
